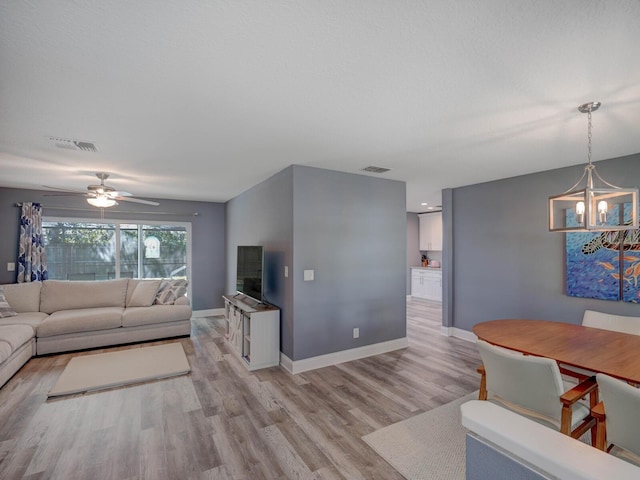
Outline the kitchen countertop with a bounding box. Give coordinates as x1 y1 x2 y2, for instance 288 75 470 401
411 266 442 271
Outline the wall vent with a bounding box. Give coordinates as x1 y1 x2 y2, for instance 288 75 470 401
48 136 97 152
361 166 390 174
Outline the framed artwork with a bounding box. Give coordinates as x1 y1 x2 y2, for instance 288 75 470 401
566 204 640 303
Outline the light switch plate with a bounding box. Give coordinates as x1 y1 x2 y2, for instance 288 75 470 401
284 266 288 278
7 262 15 272
304 269 314 281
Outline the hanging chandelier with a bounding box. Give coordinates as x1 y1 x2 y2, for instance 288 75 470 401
548 102 638 232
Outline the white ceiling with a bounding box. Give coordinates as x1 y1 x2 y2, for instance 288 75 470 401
1 1 639 212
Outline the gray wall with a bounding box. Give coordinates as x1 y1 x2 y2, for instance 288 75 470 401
226 165 407 361
225 167 294 356
292 166 406 360
406 212 420 294
448 152 640 332
0 187 225 310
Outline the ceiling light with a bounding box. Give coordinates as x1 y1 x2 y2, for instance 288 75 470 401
421 202 428 206
548 102 638 232
87 195 116 208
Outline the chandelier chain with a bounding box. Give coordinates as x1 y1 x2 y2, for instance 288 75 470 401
587 108 592 166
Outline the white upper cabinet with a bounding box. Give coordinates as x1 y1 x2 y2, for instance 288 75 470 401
419 212 443 251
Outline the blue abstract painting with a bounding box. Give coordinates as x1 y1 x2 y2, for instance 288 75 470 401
566 204 640 303
566 231 621 301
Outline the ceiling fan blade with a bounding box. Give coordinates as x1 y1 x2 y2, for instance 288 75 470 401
115 196 160 206
43 192 88 197
42 185 87 194
43 178 158 207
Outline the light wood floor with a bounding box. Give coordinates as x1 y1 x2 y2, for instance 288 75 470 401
0 298 480 480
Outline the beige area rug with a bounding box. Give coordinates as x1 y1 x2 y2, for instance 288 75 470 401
362 391 594 480
362 391 478 480
48 343 190 398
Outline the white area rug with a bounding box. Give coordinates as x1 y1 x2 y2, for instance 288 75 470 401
362 391 478 480
48 343 190 397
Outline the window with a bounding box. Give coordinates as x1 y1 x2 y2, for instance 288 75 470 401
42 219 190 284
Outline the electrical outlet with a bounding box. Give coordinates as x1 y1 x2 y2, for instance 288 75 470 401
353 327 359 339
304 269 314 281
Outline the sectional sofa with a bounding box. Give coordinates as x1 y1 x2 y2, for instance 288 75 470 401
0 278 192 388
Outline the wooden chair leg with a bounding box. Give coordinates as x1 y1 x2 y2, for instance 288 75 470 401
595 421 606 450
477 365 487 400
560 404 572 436
591 402 607 450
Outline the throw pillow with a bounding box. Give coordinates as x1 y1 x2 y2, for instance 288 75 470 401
154 279 188 305
128 280 162 307
0 288 18 318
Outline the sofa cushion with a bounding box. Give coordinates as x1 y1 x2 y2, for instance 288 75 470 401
122 304 192 328
0 341 11 364
37 307 124 338
40 279 129 314
0 282 41 313
127 280 162 307
125 279 141 306
0 312 48 329
154 279 188 305
0 289 17 318
0 324 35 351
174 296 189 306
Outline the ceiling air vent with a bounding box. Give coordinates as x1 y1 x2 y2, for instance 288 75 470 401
361 166 390 174
48 136 97 152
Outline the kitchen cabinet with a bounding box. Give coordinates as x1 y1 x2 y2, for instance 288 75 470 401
411 268 442 302
419 212 442 251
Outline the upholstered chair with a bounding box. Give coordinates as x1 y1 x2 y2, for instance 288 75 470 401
562 310 640 381
592 373 640 466
582 310 640 335
476 339 597 441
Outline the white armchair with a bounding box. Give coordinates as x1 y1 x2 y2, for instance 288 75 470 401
582 310 640 335
562 310 640 381
593 373 640 465
476 339 597 440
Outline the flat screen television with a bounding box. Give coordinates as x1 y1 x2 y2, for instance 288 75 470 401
236 245 263 302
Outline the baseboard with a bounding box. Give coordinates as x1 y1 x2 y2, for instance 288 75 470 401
192 308 225 318
279 337 409 374
441 326 476 342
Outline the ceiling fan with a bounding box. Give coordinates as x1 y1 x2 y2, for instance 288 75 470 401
44 172 160 208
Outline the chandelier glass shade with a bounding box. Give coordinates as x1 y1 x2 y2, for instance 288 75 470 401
548 102 638 232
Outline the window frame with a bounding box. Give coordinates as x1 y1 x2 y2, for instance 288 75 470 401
43 216 193 300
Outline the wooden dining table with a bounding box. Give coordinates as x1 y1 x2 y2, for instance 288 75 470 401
473 319 640 384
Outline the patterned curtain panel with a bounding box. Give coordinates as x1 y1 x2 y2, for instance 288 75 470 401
17 202 48 283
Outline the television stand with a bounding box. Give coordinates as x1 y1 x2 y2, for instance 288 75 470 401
223 294 280 371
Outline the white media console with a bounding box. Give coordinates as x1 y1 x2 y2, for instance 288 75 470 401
223 294 280 371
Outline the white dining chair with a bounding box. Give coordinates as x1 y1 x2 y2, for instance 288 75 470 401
476 339 597 440
561 310 640 382
582 310 640 335
593 373 640 465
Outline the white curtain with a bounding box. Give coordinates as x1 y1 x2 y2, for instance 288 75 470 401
17 202 48 283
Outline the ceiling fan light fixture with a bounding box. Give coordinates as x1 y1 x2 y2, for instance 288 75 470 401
87 196 117 208
548 102 638 232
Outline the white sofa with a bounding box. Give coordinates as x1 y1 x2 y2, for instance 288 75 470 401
0 278 192 388
461 400 640 479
